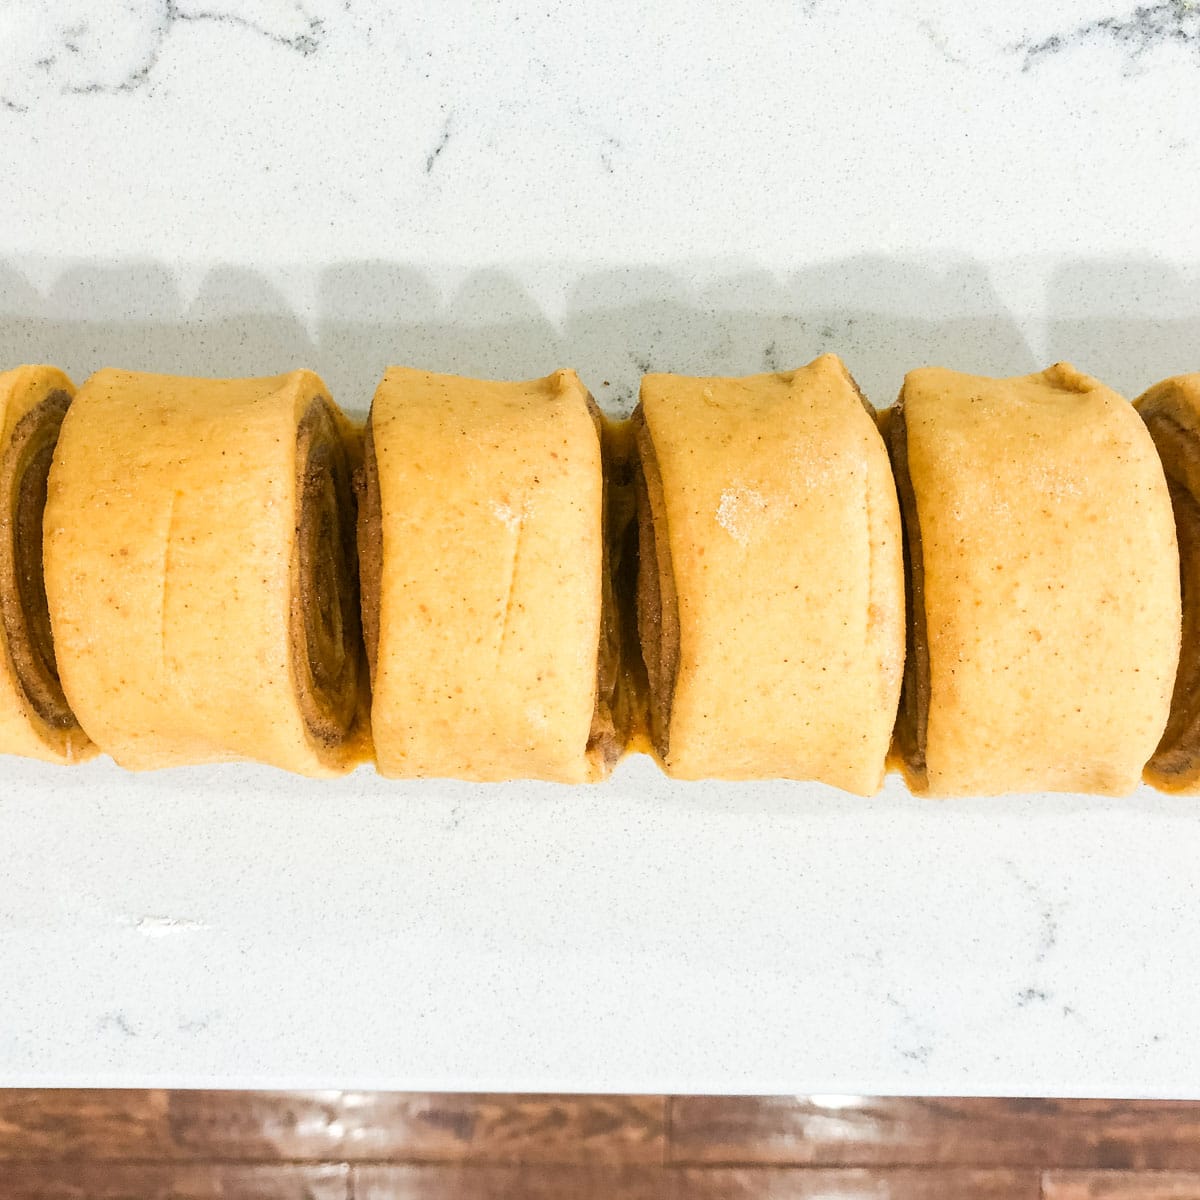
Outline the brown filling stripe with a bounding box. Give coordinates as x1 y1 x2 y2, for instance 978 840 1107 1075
884 401 930 788
1142 412 1200 785
0 389 79 731
586 400 624 770
290 397 361 748
632 407 679 762
357 417 383 689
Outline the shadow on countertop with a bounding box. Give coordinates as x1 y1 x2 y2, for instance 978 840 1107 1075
0 254 1045 415
1 254 1197 414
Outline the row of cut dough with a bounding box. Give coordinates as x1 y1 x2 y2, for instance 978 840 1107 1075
0 357 1195 796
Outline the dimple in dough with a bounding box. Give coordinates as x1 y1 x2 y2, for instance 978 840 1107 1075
361 366 612 782
889 362 1180 797
0 365 93 764
44 368 368 775
635 353 905 793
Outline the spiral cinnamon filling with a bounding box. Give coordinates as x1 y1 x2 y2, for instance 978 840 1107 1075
0 389 78 730
290 397 361 747
884 400 930 788
1140 413 1200 786
586 402 624 769
632 406 680 761
358 418 383 687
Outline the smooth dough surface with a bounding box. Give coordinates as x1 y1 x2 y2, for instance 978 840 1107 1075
44 368 367 775
898 362 1179 797
0 365 93 763
364 366 607 782
1135 373 1200 791
637 354 905 792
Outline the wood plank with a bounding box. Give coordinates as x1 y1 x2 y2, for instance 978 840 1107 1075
668 1097 1200 1169
673 1168 1041 1199
0 1162 349 1200
0 1090 664 1163
353 1165 1039 1199
1044 1173 1200 1199
0 1090 173 1160
353 1164 664 1200
165 1091 666 1164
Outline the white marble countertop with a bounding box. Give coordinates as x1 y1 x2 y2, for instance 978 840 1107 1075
2 0 1200 1095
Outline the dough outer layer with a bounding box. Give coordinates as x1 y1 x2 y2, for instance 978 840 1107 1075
638 354 905 792
901 362 1179 797
364 366 607 782
44 368 366 775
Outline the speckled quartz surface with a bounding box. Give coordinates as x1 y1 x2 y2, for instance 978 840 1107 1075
1 0 1200 1094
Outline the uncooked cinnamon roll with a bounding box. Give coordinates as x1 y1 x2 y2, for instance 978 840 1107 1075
43 368 367 775
633 354 905 793
0 365 93 763
887 363 1179 796
360 366 619 781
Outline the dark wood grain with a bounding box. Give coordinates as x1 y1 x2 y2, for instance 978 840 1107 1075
353 1165 1039 1199
1044 1173 1200 1199
668 1097 1200 1169
0 1163 350 1200
352 1164 665 1199
671 1168 1041 1199
0 1091 173 1160
8 1088 1200 1200
0 1091 665 1165
167 1091 665 1164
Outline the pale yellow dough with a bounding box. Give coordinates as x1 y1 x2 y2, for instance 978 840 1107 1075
44 368 367 775
364 366 608 782
0 366 93 763
638 354 905 793
896 363 1179 797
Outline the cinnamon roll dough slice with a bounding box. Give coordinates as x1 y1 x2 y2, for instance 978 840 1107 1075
0 366 93 763
634 354 905 792
1136 373 1200 792
44 368 367 775
361 366 616 782
887 363 1179 797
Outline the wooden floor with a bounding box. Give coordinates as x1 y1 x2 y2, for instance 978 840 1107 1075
2 1092 1200 1197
